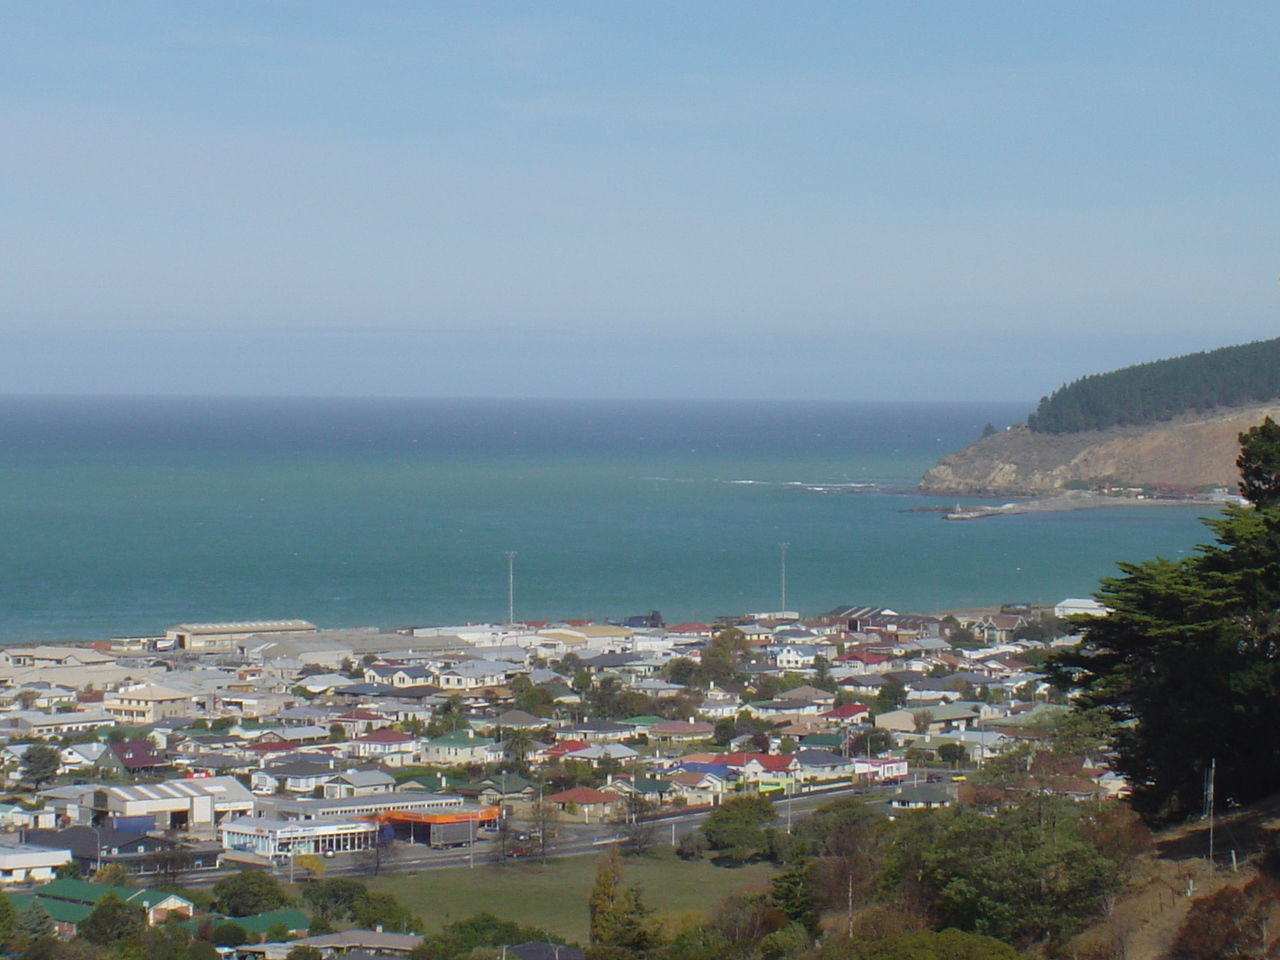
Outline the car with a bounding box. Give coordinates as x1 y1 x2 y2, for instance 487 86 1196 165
926 774 943 783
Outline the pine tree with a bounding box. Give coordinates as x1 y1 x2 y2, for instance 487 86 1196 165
587 847 649 948
16 899 54 942
0 893 15 951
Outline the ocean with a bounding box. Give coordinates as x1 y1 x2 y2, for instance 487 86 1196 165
0 396 1215 643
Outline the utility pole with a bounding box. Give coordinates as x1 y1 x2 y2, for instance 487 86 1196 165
1205 757 1216 867
505 551 517 625
779 542 790 611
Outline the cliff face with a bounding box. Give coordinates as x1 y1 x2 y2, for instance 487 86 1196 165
919 405 1280 496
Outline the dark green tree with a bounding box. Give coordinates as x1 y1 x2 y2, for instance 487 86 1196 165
300 878 367 921
20 745 60 790
15 900 54 942
350 891 419 934
1048 422 1280 819
821 928 1025 959
587 847 650 948
770 863 817 932
873 680 906 714
701 795 777 863
212 923 251 948
411 912 564 960
212 870 291 917
884 801 1120 948
78 892 145 946
0 892 15 950
1236 416 1280 506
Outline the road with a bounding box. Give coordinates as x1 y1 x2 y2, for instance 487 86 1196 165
317 780 908 876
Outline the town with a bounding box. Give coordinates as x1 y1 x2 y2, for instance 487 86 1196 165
0 599 1118 953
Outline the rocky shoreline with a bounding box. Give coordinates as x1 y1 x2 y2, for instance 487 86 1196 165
929 489 1223 520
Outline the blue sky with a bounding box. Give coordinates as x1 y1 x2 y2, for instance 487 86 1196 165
2 3 1277 403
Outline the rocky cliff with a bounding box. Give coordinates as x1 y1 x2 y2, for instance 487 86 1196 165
919 404 1280 496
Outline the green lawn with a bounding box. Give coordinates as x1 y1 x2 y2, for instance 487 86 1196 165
365 847 777 944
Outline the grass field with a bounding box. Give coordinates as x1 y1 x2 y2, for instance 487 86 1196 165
365 847 777 944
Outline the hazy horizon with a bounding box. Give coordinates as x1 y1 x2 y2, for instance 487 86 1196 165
4 3 1277 401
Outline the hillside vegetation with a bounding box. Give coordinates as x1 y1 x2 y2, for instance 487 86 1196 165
1027 337 1280 434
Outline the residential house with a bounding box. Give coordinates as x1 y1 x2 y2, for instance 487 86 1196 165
792 749 854 782
251 759 340 795
433 660 512 690
773 645 819 670
648 720 714 744
421 729 497 766
95 741 168 779
104 683 194 725
35 877 195 924
542 786 619 823
665 768 731 806
346 729 419 768
2 647 115 669
331 711 388 738
456 773 535 806
889 785 954 811
322 769 396 798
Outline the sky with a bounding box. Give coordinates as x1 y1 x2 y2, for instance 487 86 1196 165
2 3 1277 403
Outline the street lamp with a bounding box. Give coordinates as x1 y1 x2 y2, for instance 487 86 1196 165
505 552 517 625
779 542 790 612
88 823 102 874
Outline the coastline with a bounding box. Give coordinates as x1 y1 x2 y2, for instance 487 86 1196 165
929 490 1225 521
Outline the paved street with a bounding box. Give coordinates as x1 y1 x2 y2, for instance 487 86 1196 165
311 781 908 877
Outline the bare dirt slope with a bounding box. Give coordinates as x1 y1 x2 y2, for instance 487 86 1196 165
920 404 1280 496
1070 796 1280 960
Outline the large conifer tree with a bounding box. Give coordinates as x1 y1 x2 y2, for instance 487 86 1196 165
587 847 649 948
1049 418 1280 819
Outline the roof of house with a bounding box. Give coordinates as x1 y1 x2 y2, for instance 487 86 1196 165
246 739 300 753
793 749 847 766
7 894 92 925
36 877 193 910
330 769 395 788
428 729 494 748
293 930 422 952
24 826 161 860
355 728 416 744
650 720 714 735
822 703 870 719
505 943 585 960
722 752 796 772
258 760 338 778
465 772 533 794
545 786 617 805
228 908 311 934
109 741 166 770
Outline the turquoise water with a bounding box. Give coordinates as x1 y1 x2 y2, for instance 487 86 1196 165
0 397 1214 642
